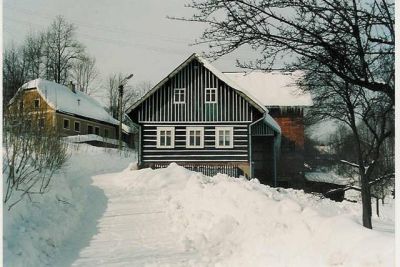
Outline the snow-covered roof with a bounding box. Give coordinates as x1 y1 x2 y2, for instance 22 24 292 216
17 79 119 125
304 172 349 186
224 71 313 107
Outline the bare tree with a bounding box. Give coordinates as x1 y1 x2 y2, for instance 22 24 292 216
71 54 99 95
3 95 69 210
44 15 84 84
302 63 393 228
104 74 151 119
176 0 394 103
3 44 27 105
22 31 46 80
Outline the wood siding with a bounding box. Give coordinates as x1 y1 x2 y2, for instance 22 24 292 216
132 59 259 123
141 123 249 162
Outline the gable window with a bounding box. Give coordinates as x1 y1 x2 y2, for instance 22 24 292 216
174 88 186 104
104 129 109 138
33 99 40 109
157 127 175 148
87 125 94 134
63 119 70 129
94 126 100 135
205 88 217 103
215 127 234 148
186 127 204 148
74 121 80 132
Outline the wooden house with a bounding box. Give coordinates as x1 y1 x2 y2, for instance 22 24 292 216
8 78 132 148
127 53 283 185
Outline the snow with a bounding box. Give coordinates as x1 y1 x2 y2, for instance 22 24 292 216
17 78 119 125
224 71 313 107
3 144 135 267
4 145 394 266
305 171 350 185
73 164 393 266
64 134 128 147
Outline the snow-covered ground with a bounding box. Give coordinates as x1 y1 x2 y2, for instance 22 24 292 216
74 163 394 267
3 144 135 267
4 145 395 267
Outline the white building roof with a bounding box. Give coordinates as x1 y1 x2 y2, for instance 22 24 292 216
17 78 119 125
224 71 313 107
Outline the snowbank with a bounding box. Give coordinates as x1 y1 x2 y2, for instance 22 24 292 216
3 144 135 267
121 164 394 267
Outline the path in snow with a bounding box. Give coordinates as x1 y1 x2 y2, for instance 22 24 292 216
71 170 200 267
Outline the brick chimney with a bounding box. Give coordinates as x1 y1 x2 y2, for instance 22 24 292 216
68 81 76 93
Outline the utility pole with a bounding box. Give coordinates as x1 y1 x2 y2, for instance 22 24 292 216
118 74 134 151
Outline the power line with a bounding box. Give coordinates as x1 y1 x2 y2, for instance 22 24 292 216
3 3 194 45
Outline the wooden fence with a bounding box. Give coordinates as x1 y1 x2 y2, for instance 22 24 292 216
153 163 241 178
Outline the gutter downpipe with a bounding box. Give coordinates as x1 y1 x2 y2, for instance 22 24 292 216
249 112 266 179
131 121 142 166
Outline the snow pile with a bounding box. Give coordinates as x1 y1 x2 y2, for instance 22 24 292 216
123 164 394 267
305 171 350 185
3 144 135 267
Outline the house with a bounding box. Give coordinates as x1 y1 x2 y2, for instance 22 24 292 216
224 71 313 187
8 78 131 148
127 53 284 185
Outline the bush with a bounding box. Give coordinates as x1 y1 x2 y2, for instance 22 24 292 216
3 100 69 210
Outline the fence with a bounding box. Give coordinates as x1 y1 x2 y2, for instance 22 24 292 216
153 163 242 178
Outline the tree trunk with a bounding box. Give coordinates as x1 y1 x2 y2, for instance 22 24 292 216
360 170 372 228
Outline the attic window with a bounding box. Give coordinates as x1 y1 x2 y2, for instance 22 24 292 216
33 99 40 109
174 88 186 104
205 88 217 103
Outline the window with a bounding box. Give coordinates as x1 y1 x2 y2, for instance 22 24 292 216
74 121 80 132
63 119 70 129
94 126 100 135
157 127 175 148
205 88 217 103
33 99 40 109
104 129 109 138
215 127 234 148
186 127 204 148
38 117 45 128
173 88 186 104
87 125 94 134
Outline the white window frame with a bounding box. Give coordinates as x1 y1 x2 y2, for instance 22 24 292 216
215 127 234 148
173 88 186 104
205 87 218 103
157 127 175 148
186 127 204 148
63 118 70 130
74 121 81 133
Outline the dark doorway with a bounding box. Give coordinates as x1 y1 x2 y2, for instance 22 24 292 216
251 136 274 185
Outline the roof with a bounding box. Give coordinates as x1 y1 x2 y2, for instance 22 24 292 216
224 71 313 106
15 78 119 125
127 53 267 114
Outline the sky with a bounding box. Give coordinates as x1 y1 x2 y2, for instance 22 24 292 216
3 0 258 87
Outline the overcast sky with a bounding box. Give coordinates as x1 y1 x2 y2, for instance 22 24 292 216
3 0 258 87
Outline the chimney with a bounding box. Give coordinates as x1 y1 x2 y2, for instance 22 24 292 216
68 81 76 93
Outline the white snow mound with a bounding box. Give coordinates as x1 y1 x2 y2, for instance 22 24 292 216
121 163 394 267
